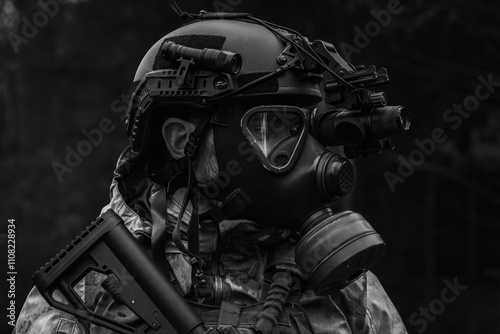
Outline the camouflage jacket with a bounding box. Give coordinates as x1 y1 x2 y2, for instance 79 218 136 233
16 147 408 334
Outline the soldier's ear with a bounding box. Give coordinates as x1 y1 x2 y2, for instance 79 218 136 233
162 118 196 160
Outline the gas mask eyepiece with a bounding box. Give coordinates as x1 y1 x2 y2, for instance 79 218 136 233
241 105 309 173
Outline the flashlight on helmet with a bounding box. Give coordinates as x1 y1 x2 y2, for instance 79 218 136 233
161 40 242 75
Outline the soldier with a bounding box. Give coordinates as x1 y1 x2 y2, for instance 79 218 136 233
16 9 408 334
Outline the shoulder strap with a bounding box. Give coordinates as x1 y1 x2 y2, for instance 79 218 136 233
150 187 184 295
217 301 242 327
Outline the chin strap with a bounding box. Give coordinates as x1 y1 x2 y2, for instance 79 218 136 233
170 160 211 300
148 106 214 186
150 186 187 296
150 109 215 300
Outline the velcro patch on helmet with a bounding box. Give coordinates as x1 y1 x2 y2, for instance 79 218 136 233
237 72 279 94
153 34 226 70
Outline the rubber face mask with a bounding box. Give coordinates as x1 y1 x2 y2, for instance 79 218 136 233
204 105 386 295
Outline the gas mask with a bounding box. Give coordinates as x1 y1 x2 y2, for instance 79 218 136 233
198 103 385 295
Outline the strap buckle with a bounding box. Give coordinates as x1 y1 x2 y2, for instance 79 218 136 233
185 134 200 159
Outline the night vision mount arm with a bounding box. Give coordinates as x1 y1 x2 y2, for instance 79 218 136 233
310 40 410 158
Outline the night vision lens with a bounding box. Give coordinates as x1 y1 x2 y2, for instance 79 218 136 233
370 106 410 138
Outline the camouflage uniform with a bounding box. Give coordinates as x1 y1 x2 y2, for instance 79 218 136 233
16 148 408 334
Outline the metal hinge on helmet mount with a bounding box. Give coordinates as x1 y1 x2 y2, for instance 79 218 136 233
276 32 324 84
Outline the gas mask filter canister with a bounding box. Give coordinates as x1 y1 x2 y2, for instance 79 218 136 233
295 209 386 295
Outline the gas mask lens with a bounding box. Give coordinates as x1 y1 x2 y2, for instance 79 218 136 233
242 106 308 173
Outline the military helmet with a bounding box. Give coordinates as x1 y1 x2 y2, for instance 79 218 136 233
126 18 324 156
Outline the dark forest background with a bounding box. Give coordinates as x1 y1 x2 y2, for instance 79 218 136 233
1 0 499 333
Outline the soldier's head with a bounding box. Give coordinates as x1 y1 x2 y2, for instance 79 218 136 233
126 17 325 196
125 11 409 295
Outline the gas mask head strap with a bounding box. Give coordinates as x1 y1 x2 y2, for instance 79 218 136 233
168 110 215 299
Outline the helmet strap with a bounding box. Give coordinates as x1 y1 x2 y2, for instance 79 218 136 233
184 111 212 160
170 160 210 300
168 111 213 299
147 108 213 186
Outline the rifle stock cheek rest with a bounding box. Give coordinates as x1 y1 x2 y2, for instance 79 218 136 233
33 209 208 334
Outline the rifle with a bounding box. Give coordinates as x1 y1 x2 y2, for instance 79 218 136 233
33 209 214 334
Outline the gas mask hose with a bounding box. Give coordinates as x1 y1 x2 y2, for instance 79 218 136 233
256 270 292 334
